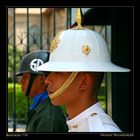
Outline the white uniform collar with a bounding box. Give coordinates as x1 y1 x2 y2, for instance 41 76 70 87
66 101 102 128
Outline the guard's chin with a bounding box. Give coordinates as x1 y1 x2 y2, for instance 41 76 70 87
48 91 54 97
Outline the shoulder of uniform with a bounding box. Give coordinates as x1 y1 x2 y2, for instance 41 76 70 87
87 112 106 131
88 112 103 124
87 112 121 132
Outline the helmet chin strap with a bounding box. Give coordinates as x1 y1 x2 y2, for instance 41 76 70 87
26 74 36 98
49 72 78 100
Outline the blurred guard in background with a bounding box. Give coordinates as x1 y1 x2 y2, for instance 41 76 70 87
16 50 68 132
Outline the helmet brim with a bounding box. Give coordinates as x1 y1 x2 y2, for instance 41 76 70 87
37 61 130 72
16 71 44 76
16 72 24 76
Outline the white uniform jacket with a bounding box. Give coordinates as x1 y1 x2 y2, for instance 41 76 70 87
66 102 122 132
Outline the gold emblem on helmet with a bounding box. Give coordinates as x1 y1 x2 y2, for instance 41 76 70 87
49 30 63 53
82 45 91 55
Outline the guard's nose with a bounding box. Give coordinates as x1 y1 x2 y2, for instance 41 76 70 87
44 74 52 86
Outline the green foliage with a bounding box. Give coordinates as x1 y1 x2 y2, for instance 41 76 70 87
8 44 21 71
8 44 22 82
8 83 28 123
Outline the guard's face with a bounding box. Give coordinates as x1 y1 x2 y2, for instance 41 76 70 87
45 72 81 106
20 73 30 94
20 73 44 98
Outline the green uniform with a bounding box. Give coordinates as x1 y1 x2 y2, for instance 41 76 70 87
26 98 68 132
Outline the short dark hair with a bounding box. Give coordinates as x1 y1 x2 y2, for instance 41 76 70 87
92 72 104 97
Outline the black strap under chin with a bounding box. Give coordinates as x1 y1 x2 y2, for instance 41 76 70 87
26 74 36 98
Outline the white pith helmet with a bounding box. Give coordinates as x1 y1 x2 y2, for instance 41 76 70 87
37 9 130 73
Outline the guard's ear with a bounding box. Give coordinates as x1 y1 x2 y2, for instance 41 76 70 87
79 73 91 91
40 75 46 83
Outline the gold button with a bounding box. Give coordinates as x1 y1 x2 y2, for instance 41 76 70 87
90 113 97 117
71 125 78 128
